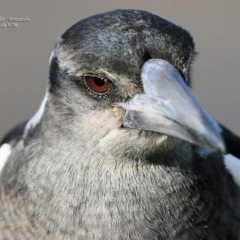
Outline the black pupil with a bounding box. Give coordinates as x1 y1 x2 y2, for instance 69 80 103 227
94 78 105 87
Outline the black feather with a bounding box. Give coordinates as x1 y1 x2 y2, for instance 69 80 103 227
219 123 240 159
0 120 28 146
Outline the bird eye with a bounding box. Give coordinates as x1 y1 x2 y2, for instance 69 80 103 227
84 76 110 95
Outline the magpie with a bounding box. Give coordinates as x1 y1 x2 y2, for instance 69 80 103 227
1 9 240 240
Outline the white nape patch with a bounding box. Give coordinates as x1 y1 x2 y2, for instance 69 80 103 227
224 154 240 188
0 143 11 173
23 93 48 138
49 50 56 65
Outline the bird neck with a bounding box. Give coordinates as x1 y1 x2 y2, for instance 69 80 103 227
2 131 237 239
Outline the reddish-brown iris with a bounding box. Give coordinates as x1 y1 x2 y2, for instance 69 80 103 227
85 76 110 94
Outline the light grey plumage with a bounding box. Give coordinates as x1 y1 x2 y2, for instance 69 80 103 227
1 10 240 240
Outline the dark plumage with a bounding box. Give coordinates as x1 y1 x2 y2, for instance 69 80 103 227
0 120 28 147
1 10 240 240
220 123 240 158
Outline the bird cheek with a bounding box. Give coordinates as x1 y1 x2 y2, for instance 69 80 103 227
102 107 126 131
109 107 126 127
80 108 125 139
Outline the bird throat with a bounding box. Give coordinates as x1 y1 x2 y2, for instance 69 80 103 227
0 137 227 239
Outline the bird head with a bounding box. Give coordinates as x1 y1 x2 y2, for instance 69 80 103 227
46 10 224 160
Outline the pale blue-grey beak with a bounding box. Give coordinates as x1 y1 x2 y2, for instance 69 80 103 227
114 59 225 153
